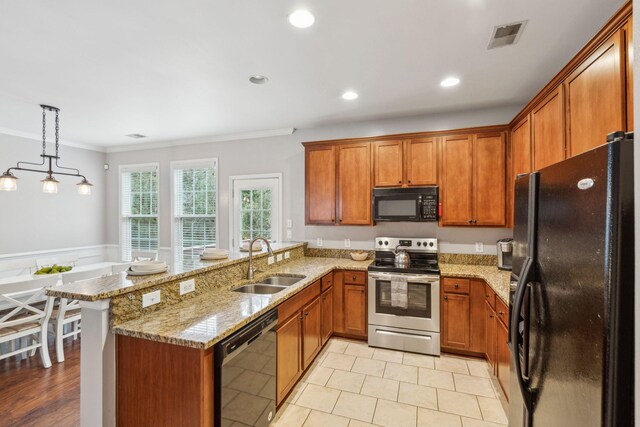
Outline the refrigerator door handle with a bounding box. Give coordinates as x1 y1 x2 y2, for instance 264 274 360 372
510 256 536 414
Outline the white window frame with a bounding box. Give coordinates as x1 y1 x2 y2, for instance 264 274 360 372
118 163 160 262
228 173 283 251
170 158 219 263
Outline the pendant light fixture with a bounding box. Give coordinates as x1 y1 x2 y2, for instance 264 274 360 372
0 105 93 195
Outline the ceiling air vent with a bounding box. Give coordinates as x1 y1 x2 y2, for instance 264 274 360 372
488 20 527 49
125 133 147 139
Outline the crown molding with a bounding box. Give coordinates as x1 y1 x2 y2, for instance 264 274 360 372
0 127 106 153
104 127 297 153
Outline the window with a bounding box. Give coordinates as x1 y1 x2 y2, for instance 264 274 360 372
230 175 281 251
172 159 218 261
120 164 159 262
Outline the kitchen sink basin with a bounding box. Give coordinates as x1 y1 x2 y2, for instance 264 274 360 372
232 284 287 295
257 276 305 287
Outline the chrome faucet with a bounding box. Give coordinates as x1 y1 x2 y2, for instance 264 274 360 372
247 237 274 280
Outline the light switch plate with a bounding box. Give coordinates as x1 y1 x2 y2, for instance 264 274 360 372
180 279 195 295
286 219 292 228
267 256 275 265
475 242 484 253
284 251 290 259
142 290 161 308
286 230 292 239
345 238 351 248
276 253 283 262
316 238 323 247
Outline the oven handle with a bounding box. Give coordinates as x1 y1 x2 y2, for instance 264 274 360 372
368 272 439 284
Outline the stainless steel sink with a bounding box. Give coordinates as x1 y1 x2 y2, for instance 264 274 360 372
232 284 287 294
257 276 305 287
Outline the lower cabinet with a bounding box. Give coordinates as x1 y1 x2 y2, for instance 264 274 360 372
485 301 497 370
276 313 303 404
321 286 334 345
302 296 322 370
343 284 367 337
442 292 470 349
496 316 510 399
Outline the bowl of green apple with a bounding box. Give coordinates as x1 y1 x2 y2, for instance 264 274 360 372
34 264 73 275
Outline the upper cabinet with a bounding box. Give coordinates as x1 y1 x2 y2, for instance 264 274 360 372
372 138 437 187
532 86 565 170
565 29 626 157
441 133 506 227
511 116 532 178
305 145 336 225
337 143 372 225
625 17 633 130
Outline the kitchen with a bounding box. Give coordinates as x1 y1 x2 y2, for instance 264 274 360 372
0 1 637 427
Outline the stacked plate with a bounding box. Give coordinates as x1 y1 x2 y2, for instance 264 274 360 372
201 248 229 260
127 260 169 276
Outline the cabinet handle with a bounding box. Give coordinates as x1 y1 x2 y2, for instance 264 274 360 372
499 311 504 316
489 313 494 318
360 289 365 293
408 180 412 184
304 312 309 317
398 180 402 184
486 294 490 298
444 295 448 300
473 220 478 224
468 220 473 224
454 283 459 289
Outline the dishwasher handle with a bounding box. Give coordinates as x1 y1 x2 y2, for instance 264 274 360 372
216 308 278 366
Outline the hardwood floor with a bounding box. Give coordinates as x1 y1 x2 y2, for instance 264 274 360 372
0 339 80 427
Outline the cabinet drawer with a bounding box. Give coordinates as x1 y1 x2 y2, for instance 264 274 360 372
343 271 366 285
321 273 334 291
495 297 509 327
484 284 496 309
278 280 321 322
442 277 470 294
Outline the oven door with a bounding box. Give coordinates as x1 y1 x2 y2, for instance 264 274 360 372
367 272 440 332
373 194 422 221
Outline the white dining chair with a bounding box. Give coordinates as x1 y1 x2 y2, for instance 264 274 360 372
0 275 58 368
0 259 37 276
111 262 132 275
55 266 112 362
131 251 158 262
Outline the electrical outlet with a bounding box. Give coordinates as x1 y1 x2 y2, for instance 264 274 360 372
286 230 292 239
284 251 290 259
345 238 351 248
180 279 195 295
267 256 275 265
276 253 283 262
142 290 161 308
316 238 323 247
286 219 292 228
475 242 484 253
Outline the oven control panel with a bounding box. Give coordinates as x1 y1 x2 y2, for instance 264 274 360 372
375 237 438 252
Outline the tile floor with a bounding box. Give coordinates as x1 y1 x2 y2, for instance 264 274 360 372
271 338 508 427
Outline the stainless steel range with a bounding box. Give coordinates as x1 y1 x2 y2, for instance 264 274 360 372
367 237 440 356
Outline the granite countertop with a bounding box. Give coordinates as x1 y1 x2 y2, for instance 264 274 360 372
45 242 307 302
439 263 512 303
112 256 372 349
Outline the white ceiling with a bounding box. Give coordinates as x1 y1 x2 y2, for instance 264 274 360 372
0 0 625 150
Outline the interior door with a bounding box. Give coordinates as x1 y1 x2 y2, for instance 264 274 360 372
231 176 280 251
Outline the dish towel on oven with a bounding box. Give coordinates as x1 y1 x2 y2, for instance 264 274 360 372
391 277 408 309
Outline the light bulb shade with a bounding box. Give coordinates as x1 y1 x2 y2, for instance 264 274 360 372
0 172 18 191
77 178 93 195
41 176 59 194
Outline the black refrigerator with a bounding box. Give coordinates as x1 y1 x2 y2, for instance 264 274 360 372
509 132 635 427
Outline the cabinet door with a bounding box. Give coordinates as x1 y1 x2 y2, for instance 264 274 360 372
496 319 510 400
305 145 336 225
373 140 403 187
485 302 497 371
532 86 565 170
344 284 367 337
625 18 633 130
566 29 626 157
321 287 334 345
469 280 487 354
473 134 506 226
406 138 437 186
337 143 372 225
276 314 302 404
302 297 322 370
441 135 473 226
512 117 532 177
442 293 470 350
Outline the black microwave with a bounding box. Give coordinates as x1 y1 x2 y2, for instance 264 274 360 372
372 187 439 222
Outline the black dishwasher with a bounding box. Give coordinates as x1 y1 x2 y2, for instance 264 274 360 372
214 308 278 427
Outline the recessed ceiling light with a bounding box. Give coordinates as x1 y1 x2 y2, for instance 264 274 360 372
341 91 359 100
440 77 460 87
249 75 269 84
288 10 315 28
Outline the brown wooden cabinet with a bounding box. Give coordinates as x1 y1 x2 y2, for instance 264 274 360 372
337 143 372 225
441 292 470 350
485 301 497 371
532 85 566 171
276 312 303 404
343 284 367 337
441 133 506 226
406 138 437 186
305 145 336 225
565 29 626 157
373 140 404 187
302 297 322 370
625 17 633 130
469 280 487 354
496 318 510 399
321 286 334 345
512 117 533 177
